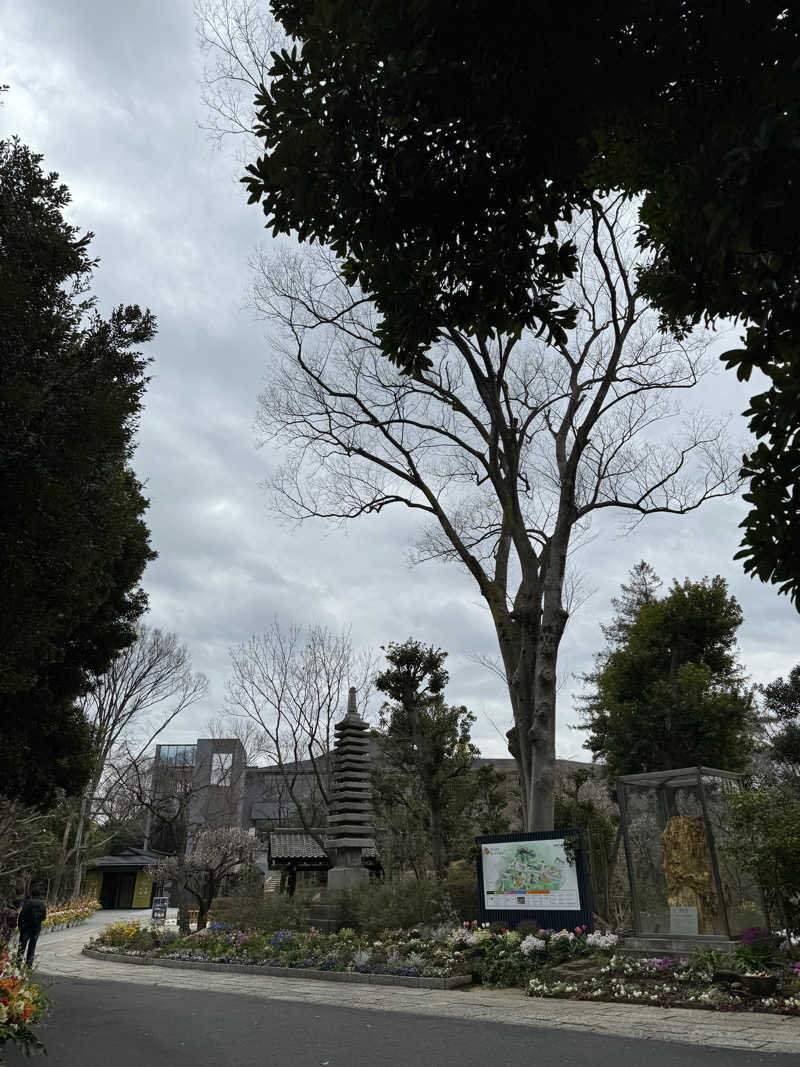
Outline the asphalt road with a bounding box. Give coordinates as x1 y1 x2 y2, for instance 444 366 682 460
6 975 798 1067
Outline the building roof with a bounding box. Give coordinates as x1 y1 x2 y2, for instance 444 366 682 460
88 847 167 870
617 766 743 788
269 830 327 860
268 829 377 863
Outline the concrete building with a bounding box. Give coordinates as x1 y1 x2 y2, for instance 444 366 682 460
87 735 600 907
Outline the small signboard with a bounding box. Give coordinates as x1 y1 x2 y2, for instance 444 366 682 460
151 896 169 923
670 905 699 936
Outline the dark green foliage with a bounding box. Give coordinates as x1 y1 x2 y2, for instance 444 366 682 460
725 788 800 933
758 665 800 779
439 864 479 924
580 571 754 778
336 877 454 937
554 772 621 927
599 561 663 650
221 887 313 934
732 928 782 973
0 138 155 805
476 936 536 988
374 640 506 877
246 2 800 603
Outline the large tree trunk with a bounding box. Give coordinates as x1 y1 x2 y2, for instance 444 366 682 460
493 536 569 831
71 782 96 899
429 800 446 879
50 812 74 905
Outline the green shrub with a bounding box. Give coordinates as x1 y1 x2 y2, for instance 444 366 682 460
338 877 454 936
544 934 577 964
223 888 312 933
440 864 479 922
476 938 534 988
733 929 781 972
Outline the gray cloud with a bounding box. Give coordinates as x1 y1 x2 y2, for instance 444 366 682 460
4 0 799 762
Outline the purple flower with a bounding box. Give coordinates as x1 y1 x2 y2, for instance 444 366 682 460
738 926 772 946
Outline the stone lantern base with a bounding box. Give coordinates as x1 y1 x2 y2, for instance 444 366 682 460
327 864 370 896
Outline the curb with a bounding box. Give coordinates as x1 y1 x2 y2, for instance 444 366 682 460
81 948 472 990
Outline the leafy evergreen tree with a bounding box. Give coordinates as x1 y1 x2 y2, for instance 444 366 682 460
599 561 662 650
374 640 502 877
726 664 800 931
580 573 754 778
0 138 155 806
757 665 800 781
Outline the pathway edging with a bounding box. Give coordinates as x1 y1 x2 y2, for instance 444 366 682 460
81 947 472 989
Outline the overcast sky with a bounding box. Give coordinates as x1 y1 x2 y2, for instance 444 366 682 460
3 0 799 763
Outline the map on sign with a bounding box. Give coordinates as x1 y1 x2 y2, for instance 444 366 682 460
481 839 581 910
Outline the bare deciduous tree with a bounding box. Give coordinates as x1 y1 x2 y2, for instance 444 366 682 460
150 826 252 930
226 620 375 850
0 797 54 900
251 199 741 830
63 625 208 900
195 0 284 152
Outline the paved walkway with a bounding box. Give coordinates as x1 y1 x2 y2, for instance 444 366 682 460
34 910 800 1056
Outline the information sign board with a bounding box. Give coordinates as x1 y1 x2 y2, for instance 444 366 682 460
475 830 593 931
151 896 169 922
481 838 581 911
670 905 699 936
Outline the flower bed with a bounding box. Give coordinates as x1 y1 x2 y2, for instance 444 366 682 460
85 916 800 1013
88 921 474 983
526 926 800 1017
42 898 100 934
0 951 49 1065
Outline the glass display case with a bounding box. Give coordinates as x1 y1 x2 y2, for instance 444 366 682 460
617 766 767 939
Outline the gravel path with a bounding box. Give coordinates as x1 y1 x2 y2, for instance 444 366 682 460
32 909 800 1056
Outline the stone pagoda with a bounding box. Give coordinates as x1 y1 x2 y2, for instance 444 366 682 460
325 686 375 895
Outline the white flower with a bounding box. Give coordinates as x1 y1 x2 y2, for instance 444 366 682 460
586 931 619 950
520 935 546 956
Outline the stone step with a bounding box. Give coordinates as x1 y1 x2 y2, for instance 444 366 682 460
263 873 282 895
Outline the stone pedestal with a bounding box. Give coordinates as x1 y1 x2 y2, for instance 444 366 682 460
307 888 344 933
327 865 370 896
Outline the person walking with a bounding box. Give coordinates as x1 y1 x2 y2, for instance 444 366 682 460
16 887 46 967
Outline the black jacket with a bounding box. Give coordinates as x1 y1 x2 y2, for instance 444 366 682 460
18 898 46 929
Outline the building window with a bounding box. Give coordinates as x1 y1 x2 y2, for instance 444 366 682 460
157 744 196 767
211 751 233 786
